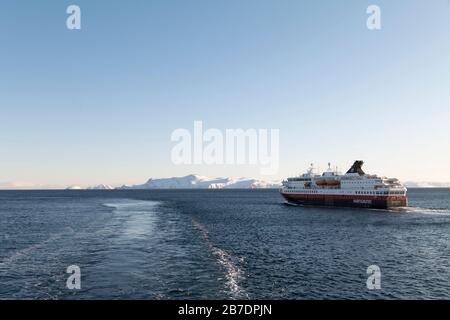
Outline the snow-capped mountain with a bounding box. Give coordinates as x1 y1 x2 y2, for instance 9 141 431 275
87 184 114 190
66 184 113 190
119 174 281 189
66 185 83 190
404 181 450 188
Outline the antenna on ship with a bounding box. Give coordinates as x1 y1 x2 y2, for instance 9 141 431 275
326 162 334 174
307 163 314 175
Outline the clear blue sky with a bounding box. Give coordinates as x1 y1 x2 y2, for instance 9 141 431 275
1 0 450 188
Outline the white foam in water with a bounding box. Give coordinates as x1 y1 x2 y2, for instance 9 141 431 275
191 218 248 299
0 227 75 268
402 207 450 216
103 200 161 240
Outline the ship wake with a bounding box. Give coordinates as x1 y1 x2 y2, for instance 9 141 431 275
399 206 450 215
191 218 248 299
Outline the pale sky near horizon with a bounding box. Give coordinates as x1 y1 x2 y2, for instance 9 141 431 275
1 0 450 188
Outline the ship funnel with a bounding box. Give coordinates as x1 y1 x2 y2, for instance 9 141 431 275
346 160 365 175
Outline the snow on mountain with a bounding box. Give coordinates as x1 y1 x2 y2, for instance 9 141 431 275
66 184 113 190
66 185 83 190
404 181 450 188
119 174 281 189
87 184 114 190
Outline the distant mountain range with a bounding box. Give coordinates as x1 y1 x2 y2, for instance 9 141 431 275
66 184 114 190
117 174 281 189
24 177 450 191
404 181 450 188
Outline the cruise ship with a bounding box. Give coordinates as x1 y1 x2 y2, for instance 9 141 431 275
280 161 407 209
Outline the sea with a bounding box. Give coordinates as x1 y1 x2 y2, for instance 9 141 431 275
0 188 449 299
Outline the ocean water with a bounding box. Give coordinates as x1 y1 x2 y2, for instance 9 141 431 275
0 188 449 300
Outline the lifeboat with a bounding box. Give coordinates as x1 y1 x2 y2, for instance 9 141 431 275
326 179 340 186
316 179 340 187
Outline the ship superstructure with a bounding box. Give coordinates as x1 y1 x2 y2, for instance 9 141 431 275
280 161 407 208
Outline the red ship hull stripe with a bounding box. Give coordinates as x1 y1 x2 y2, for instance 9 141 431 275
281 193 407 201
